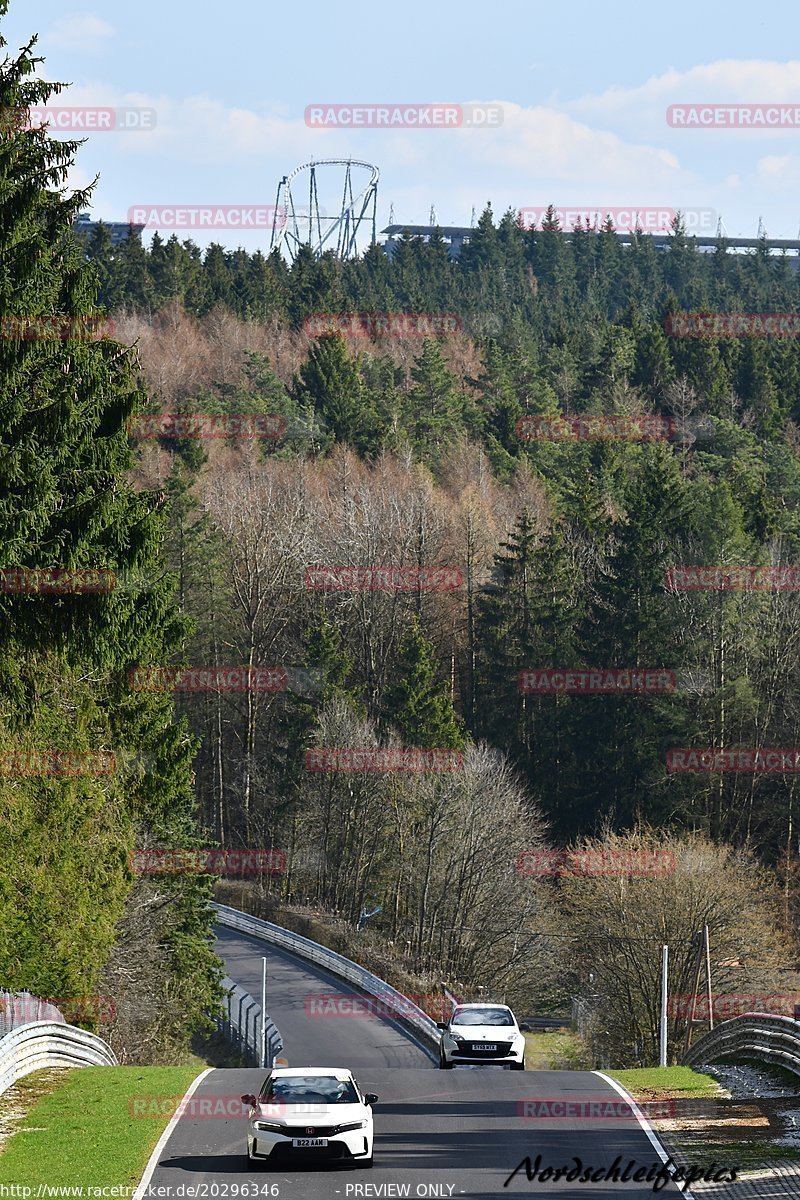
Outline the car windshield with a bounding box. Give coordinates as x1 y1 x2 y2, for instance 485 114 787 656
453 1007 514 1026
260 1076 359 1104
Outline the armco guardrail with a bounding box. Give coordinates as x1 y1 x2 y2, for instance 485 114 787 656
213 903 440 1051
218 974 283 1066
0 1022 117 1097
684 1013 800 1076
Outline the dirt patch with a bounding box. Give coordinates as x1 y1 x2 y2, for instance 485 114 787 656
0 1070 68 1154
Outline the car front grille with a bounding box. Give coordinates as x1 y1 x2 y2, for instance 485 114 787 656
268 1140 349 1160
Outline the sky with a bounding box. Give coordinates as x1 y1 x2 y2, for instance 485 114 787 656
8 0 800 252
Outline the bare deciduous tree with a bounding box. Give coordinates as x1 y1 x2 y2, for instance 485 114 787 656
560 828 792 1066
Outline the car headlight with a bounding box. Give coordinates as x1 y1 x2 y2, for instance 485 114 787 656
453 1036 467 1047
335 1120 368 1133
255 1121 286 1132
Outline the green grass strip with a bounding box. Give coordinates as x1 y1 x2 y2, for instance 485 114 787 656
0 1066 202 1188
608 1066 723 1100
523 1030 590 1070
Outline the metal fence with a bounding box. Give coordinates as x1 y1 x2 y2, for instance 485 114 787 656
217 974 283 1067
0 990 65 1038
571 994 600 1039
213 903 440 1052
684 1012 800 1076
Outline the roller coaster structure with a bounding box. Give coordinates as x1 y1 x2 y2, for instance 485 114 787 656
269 159 379 261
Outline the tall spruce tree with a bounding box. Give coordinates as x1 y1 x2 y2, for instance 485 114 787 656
0 10 220 1050
380 619 464 749
404 339 471 459
571 446 697 832
474 515 582 832
293 332 379 454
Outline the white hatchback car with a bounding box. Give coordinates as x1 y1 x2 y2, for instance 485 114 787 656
437 1002 528 1069
242 1067 377 1168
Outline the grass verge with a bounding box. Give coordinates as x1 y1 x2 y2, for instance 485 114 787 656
686 1141 800 1168
611 1066 800 1174
0 1066 201 1188
524 1029 590 1070
608 1066 723 1100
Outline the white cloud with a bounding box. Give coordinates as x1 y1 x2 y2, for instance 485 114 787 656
757 154 794 179
46 13 114 53
475 103 681 185
566 61 800 139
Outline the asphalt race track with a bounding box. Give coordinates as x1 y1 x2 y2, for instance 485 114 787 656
135 925 701 1198
215 925 431 1068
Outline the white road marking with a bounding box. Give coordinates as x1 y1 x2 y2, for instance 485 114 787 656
132 1067 215 1200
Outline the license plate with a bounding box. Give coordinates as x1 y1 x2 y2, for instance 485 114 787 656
476 1043 497 1051
292 1138 327 1148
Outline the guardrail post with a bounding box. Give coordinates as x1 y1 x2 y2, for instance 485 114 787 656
261 957 267 1069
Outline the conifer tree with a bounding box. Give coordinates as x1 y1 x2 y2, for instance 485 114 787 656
570 446 697 831
0 8 220 1047
381 619 464 749
474 515 582 830
404 339 466 459
293 332 378 454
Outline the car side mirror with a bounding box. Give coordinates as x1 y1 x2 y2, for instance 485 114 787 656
364 1093 379 1105
519 1022 531 1032
241 1094 257 1106
436 1021 448 1029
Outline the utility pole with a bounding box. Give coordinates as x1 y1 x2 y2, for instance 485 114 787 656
660 945 669 1067
704 925 714 1031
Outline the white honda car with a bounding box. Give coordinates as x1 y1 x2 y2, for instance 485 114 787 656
242 1067 377 1167
437 1002 528 1069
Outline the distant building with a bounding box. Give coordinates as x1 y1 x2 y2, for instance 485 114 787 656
381 223 800 264
381 225 473 261
72 212 144 248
